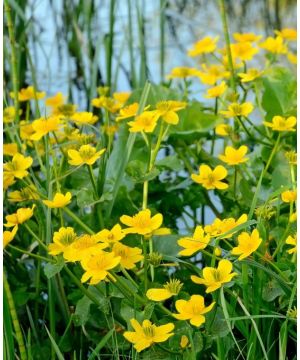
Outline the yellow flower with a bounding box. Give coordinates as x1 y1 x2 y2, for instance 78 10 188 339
123 319 174 352
281 190 297 203
233 32 262 43
220 102 254 118
259 36 288 54
173 295 215 326
4 153 33 179
215 123 231 136
154 100 187 125
8 185 39 202
10 86 46 102
180 335 189 349
287 52 297 64
95 224 126 244
113 92 131 105
191 259 237 293
178 226 210 256
48 227 77 255
112 242 143 269
4 106 22 123
3 143 18 156
30 116 61 141
4 173 16 190
5 205 35 227
188 36 219 57
230 42 259 61
166 66 199 79
196 64 230 85
290 212 297 223
45 92 65 108
116 102 139 121
231 229 262 260
102 124 119 136
80 251 121 284
191 164 228 190
274 28 297 41
238 68 263 82
120 209 163 235
219 145 249 165
204 214 248 239
263 116 296 132
205 81 227 98
68 145 106 166
54 104 77 117
20 121 35 141
146 279 183 301
71 112 98 125
128 111 158 133
286 235 296 254
3 226 18 248
63 234 108 262
43 192 72 208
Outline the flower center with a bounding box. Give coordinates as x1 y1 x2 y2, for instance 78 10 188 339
143 325 156 338
164 279 183 295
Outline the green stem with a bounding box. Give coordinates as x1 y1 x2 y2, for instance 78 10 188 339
87 165 98 198
7 244 54 263
24 223 48 251
63 207 95 235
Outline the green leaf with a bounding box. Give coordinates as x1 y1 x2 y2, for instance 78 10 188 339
262 280 285 302
74 296 92 326
74 187 94 207
156 155 183 171
153 234 181 257
44 257 64 279
45 326 65 360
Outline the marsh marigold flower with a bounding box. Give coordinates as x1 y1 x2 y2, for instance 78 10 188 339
230 42 259 61
188 36 219 57
68 145 106 166
215 123 231 136
287 52 297 64
205 81 227 98
8 185 39 202
166 66 199 79
219 145 249 165
4 153 33 179
146 279 183 301
263 116 296 132
80 251 121 284
116 102 140 122
48 227 77 255
178 225 210 256
4 173 16 190
45 92 65 108
180 335 189 349
281 190 297 203
259 36 288 54
128 111 158 133
173 295 215 326
286 235 296 254
154 100 187 125
71 112 98 125
3 143 18 157
233 32 262 43
10 86 45 102
274 28 297 41
31 116 61 141
4 106 22 123
197 64 230 85
5 205 35 227
238 68 263 82
3 226 18 248
63 235 108 262
204 214 248 239
95 224 126 244
43 192 72 208
120 209 163 235
231 229 262 260
191 164 228 190
113 91 131 105
112 242 143 269
123 319 174 352
220 102 254 118
191 259 237 293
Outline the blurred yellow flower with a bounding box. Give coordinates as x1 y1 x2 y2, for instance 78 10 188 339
10 86 46 102
54 104 77 117
5 205 35 227
48 227 77 255
154 100 187 125
113 92 131 105
205 81 227 98
259 36 288 54
123 319 174 352
3 143 18 156
286 235 296 254
71 112 98 125
4 173 16 190
204 214 248 239
197 64 230 85
166 66 199 79
188 36 219 57
20 121 35 141
178 225 210 256
215 123 231 136
43 192 72 208
233 32 262 43
4 153 33 179
120 209 163 235
116 102 140 122
191 259 237 293
231 229 262 260
274 28 297 41
68 145 106 166
8 185 39 202
128 111 158 133
95 224 126 244
146 279 183 301
3 226 18 248
220 102 254 118
191 164 228 190
180 335 189 349
31 116 61 141
287 52 297 64
238 68 263 82
173 295 215 326
219 145 249 165
45 92 65 108
112 242 143 269
281 190 297 203
4 106 22 123
80 251 121 284
231 42 259 61
263 116 296 132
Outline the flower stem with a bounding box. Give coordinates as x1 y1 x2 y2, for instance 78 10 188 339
63 207 95 235
87 165 98 198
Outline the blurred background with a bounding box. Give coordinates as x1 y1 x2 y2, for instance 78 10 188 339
4 0 297 109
